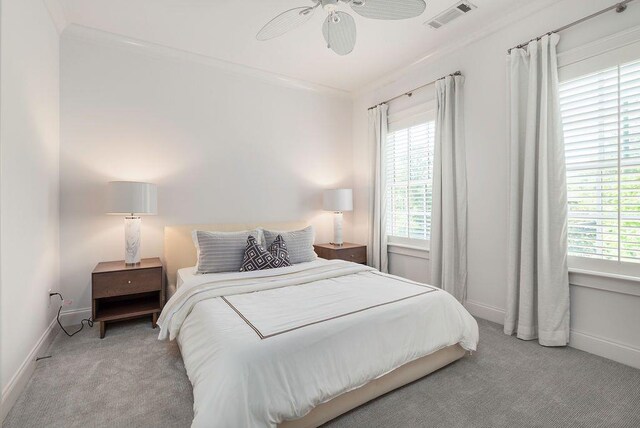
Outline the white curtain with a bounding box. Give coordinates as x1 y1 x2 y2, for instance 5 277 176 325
367 104 388 273
430 75 467 303
505 34 570 346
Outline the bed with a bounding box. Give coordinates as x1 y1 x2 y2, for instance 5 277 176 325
159 222 479 428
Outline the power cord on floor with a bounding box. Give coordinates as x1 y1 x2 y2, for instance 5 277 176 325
50 292 94 337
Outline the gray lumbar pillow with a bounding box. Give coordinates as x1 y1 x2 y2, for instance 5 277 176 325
192 229 264 273
261 226 317 265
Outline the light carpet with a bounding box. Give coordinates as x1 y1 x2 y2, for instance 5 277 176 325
3 318 639 427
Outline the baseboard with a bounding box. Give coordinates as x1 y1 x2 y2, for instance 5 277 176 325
570 329 640 370
465 299 640 369
465 299 505 324
1 318 59 422
58 307 92 327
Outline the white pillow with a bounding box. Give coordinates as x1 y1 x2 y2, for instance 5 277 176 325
261 226 317 265
192 229 263 273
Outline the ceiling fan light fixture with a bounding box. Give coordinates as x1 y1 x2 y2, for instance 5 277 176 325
322 0 339 13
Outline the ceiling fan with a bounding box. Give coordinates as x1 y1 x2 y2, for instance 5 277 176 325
256 0 427 56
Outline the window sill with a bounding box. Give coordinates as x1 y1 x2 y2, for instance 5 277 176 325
569 268 640 298
387 243 430 260
569 268 640 283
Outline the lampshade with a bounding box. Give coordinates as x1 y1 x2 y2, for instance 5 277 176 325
323 188 353 212
106 181 157 215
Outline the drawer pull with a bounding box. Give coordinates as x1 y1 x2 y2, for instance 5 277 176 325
128 280 132 284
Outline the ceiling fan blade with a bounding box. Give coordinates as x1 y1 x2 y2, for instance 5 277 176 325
256 6 315 41
350 0 426 20
322 12 356 56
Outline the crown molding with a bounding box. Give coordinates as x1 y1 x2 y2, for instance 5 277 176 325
44 0 69 35
61 24 352 99
354 0 559 98
51 0 560 100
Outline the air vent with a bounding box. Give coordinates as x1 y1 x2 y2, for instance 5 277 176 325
425 1 477 29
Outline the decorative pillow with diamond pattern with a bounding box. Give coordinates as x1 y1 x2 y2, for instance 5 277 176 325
267 235 291 267
240 235 289 272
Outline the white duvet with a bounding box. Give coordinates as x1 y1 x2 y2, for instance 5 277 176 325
158 259 478 427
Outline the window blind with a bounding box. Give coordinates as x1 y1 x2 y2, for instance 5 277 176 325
559 58 640 263
385 121 436 241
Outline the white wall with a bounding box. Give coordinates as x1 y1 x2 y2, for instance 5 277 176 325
352 0 640 368
59 28 354 315
0 0 61 417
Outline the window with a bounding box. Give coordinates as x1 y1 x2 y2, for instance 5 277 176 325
559 58 640 264
385 114 436 245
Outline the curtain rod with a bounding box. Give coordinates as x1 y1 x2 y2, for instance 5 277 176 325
368 71 462 110
507 0 635 54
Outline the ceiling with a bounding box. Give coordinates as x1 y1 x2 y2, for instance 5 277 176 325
56 0 548 92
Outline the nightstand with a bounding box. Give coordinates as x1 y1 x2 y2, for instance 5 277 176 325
313 243 367 264
92 257 165 339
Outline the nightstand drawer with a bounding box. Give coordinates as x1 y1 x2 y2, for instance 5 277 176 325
337 246 367 264
314 243 367 264
92 268 162 299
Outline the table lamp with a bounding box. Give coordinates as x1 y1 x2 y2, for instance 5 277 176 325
323 188 353 246
106 181 157 265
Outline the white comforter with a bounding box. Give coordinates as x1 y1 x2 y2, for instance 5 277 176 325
158 259 478 427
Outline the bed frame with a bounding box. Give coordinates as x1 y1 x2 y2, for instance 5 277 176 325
163 222 468 428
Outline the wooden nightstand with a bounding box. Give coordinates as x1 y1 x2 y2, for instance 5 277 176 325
92 257 165 338
313 243 367 265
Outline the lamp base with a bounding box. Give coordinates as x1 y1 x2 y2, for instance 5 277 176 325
124 216 142 265
332 211 344 246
